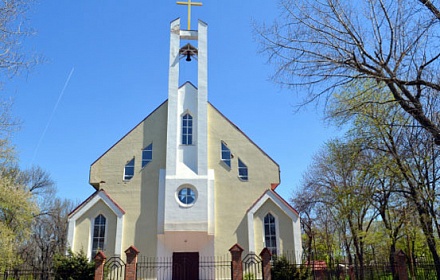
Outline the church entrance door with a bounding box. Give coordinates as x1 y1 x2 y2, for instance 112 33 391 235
172 252 199 280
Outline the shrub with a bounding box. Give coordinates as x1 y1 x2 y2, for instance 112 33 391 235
244 272 256 280
53 249 94 280
271 256 310 280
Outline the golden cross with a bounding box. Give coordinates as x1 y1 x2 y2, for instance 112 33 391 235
176 0 203 30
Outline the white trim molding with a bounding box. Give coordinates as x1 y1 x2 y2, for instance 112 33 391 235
67 190 125 259
246 190 302 263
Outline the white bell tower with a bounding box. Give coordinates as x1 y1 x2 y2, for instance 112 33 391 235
157 4 215 258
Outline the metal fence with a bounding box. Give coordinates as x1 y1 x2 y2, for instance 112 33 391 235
287 260 440 280
3 268 55 280
136 256 172 280
136 255 231 280
6 254 440 280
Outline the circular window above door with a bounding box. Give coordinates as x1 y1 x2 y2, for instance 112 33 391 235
176 185 197 207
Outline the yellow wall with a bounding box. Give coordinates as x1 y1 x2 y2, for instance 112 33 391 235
253 199 295 254
89 101 168 257
73 199 117 257
75 101 290 258
207 104 280 255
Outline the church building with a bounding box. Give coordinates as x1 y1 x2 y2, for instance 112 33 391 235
67 3 302 268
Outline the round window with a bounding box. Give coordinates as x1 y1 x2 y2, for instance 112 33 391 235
177 187 196 206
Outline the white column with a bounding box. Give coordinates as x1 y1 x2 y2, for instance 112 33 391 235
197 20 208 176
166 18 181 176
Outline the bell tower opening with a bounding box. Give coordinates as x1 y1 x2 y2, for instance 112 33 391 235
179 42 199 86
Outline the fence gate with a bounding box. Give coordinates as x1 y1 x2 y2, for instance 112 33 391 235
242 253 262 280
136 255 232 280
105 256 126 280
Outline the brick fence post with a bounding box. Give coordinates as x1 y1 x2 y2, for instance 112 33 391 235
395 250 408 280
229 244 244 280
348 265 355 280
260 248 272 280
94 251 106 280
125 245 140 280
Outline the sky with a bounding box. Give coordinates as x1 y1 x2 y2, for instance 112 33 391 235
6 1 340 204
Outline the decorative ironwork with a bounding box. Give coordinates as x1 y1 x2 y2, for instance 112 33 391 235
242 253 262 280
105 256 126 280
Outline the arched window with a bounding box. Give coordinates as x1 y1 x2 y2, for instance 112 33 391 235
182 113 193 145
92 214 106 257
264 213 277 255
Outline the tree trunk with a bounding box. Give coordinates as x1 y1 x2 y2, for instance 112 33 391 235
416 204 440 279
389 243 397 280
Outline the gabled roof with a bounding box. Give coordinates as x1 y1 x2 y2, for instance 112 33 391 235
246 188 300 253
68 189 125 219
89 100 168 187
89 97 281 189
247 188 299 217
179 81 197 89
208 102 280 170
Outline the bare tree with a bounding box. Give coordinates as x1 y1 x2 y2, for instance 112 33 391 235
0 0 36 82
258 0 440 144
18 166 56 215
20 198 74 278
419 0 440 20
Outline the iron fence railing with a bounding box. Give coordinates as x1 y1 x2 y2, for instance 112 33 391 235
136 255 232 280
6 253 440 280
3 269 54 280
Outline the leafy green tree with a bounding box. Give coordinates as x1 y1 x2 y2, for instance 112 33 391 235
328 83 440 278
0 162 69 275
0 0 47 273
0 168 37 270
297 139 379 279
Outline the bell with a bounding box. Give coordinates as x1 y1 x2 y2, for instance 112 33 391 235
186 52 191 62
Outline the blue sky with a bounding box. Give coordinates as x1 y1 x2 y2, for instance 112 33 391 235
7 1 340 204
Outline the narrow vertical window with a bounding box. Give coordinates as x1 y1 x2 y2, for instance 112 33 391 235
92 214 106 257
238 158 248 181
182 113 193 145
221 142 231 167
124 158 135 180
142 143 153 168
264 213 277 255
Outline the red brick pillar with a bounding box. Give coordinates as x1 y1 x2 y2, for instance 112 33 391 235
94 251 106 280
229 244 244 280
125 246 140 280
348 265 355 280
260 248 272 280
395 250 408 280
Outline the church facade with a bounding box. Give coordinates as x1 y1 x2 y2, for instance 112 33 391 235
67 17 302 266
